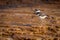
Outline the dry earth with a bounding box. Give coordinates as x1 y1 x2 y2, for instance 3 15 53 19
0 3 60 40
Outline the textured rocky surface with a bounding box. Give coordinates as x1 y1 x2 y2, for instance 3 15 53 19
0 0 60 40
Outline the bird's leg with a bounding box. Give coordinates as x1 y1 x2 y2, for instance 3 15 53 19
40 19 46 27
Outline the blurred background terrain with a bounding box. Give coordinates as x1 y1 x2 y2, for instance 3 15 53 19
0 0 60 40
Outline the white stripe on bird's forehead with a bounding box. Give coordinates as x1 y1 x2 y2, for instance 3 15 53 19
36 10 41 12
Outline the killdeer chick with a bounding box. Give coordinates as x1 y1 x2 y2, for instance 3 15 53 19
34 9 47 19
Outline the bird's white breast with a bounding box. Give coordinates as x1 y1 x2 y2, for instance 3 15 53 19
39 16 47 19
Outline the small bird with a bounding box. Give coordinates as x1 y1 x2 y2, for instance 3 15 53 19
34 9 47 19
